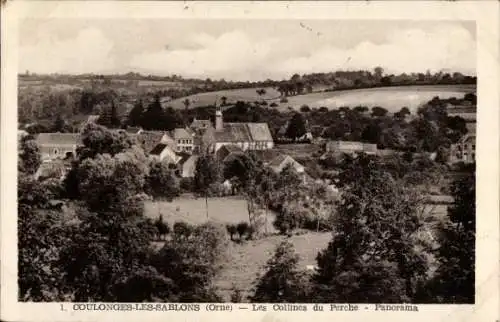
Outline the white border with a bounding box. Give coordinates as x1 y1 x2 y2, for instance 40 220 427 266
2 1 499 322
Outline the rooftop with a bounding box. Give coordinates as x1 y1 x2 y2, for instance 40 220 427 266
35 133 82 146
173 128 193 140
150 143 169 155
214 122 273 143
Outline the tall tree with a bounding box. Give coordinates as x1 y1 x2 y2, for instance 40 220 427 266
285 113 307 141
314 155 430 302
193 154 221 218
424 169 475 303
19 137 41 175
145 160 180 201
250 241 310 302
128 99 145 127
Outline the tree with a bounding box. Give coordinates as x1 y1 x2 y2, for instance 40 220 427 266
154 215 170 240
371 106 389 118
183 98 191 111
52 114 66 133
285 113 307 141
141 95 166 130
194 154 221 218
19 137 41 175
236 222 249 240
314 155 430 302
250 241 311 302
424 169 475 303
152 222 228 301
128 99 145 127
226 224 237 241
220 96 228 106
145 160 180 200
77 123 135 160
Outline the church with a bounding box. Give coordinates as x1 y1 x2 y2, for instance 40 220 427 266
208 104 274 153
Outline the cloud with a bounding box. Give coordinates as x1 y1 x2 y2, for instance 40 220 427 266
19 27 116 74
130 23 475 81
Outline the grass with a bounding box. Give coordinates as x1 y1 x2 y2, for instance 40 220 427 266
214 231 332 301
167 84 475 113
168 87 281 109
144 195 276 233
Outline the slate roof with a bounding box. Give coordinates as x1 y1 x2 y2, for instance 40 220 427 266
134 131 166 153
190 119 213 130
34 160 69 180
216 144 244 161
214 122 273 143
35 133 82 146
150 143 169 156
173 128 193 140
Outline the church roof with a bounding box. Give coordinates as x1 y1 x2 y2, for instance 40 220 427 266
214 122 273 143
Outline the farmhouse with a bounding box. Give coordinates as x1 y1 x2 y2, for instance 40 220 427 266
325 140 378 156
215 144 244 162
133 131 172 154
35 133 82 162
178 155 199 178
267 154 306 174
171 128 195 153
210 104 274 152
34 160 69 181
149 143 180 164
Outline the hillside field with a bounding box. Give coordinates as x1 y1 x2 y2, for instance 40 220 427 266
170 84 476 113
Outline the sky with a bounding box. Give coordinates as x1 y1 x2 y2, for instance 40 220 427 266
19 19 476 81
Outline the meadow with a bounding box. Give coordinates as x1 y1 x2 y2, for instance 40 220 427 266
145 194 449 301
168 84 475 113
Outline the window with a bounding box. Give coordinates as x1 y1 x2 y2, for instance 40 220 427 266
472 144 476 150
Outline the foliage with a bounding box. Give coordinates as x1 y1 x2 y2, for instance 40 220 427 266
145 160 180 200
250 241 311 302
19 137 42 175
422 169 475 303
314 155 430 303
127 99 145 127
78 123 135 160
152 222 228 301
285 112 307 140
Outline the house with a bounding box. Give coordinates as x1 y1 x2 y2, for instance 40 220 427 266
35 133 82 161
267 154 305 174
149 143 180 164
215 144 244 162
133 131 172 154
179 155 199 178
450 133 476 163
171 128 195 154
190 118 214 133
325 140 378 156
210 104 274 152
34 160 69 181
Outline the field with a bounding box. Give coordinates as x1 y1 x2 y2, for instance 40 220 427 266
145 194 450 300
169 84 476 113
144 195 277 233
168 87 281 109
215 232 332 301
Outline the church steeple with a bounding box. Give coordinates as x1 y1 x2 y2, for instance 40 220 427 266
215 99 223 131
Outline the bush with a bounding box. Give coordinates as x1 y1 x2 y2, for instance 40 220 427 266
236 222 250 240
280 97 288 103
173 221 194 238
226 224 237 241
300 105 311 113
270 102 278 108
180 177 194 192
